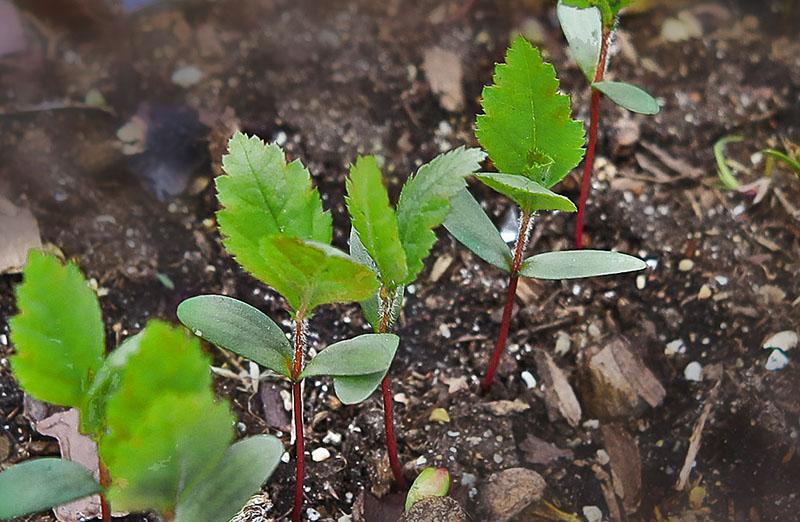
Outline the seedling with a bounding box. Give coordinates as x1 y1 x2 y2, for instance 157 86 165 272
0 252 282 522
404 467 451 511
444 36 646 391
557 0 660 247
177 132 398 522
715 136 800 191
344 149 484 487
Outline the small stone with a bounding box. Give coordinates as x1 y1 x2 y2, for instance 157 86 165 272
678 259 694 271
554 331 571 356
636 274 646 290
766 349 790 371
311 447 331 462
429 408 450 424
306 508 321 521
478 468 546 521
582 505 603 522
697 284 712 300
323 431 342 445
762 331 798 352
520 371 537 389
595 449 610 465
684 361 703 382
171 65 203 87
665 339 686 356
484 399 530 416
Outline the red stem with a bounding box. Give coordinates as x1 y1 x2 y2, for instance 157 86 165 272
99 461 111 522
292 380 304 522
291 318 306 522
377 288 407 489
575 29 613 249
481 210 532 392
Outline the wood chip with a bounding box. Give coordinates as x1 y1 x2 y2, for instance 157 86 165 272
601 423 642 513
676 383 720 491
520 435 574 466
422 47 464 112
535 350 582 427
0 195 42 274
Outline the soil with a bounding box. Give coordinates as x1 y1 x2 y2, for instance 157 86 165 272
1 0 799 521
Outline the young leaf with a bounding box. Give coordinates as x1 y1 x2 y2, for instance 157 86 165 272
102 321 212 441
300 333 399 379
592 81 660 115
714 135 744 190
81 332 143 436
334 370 389 405
562 0 631 27
258 235 379 313
519 250 646 280
216 132 333 283
443 189 513 271
762 148 800 176
345 156 408 285
476 173 577 213
175 435 284 522
177 294 293 378
0 459 102 519
405 468 451 511
476 36 585 188
101 392 233 514
349 229 404 331
10 251 104 409
395 147 486 284
557 0 603 80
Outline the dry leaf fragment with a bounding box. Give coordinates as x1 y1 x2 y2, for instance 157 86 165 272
535 351 582 427
601 423 642 513
422 47 464 112
0 195 42 274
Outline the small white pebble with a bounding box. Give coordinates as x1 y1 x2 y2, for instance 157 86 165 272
311 448 331 462
415 455 427 466
306 508 321 521
582 419 600 430
439 323 451 339
323 431 342 445
493 454 503 463
554 330 571 356
762 331 798 352
665 339 686 356
715 275 729 285
583 505 603 522
684 361 703 382
520 371 537 389
678 259 694 272
766 349 790 371
636 274 646 290
281 452 291 463
697 284 712 300
171 65 203 87
596 449 610 465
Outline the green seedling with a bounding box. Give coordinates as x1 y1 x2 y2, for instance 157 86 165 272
404 467 451 511
763 148 800 176
715 136 800 191
177 132 398 522
344 149 484 487
557 0 661 247
444 37 646 392
0 252 282 522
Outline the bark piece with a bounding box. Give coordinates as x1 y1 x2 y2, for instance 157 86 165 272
535 351 582 427
478 468 546 522
580 337 665 419
601 423 642 514
422 47 464 112
0 195 42 274
520 435 574 466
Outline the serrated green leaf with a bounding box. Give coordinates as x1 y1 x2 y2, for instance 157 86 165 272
81 332 143 436
301 333 398 379
476 173 577 213
345 155 408 285
592 81 660 115
557 0 603 80
101 392 233 515
177 295 293 378
102 321 212 442
519 250 646 280
0 459 102 519
217 132 333 283
9 251 104 410
176 435 283 522
334 370 388 405
405 468 451 511
258 235 379 314
714 135 744 190
395 147 486 284
443 189 513 271
476 36 585 188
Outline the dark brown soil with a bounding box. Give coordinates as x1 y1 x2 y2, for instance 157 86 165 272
1 0 799 521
